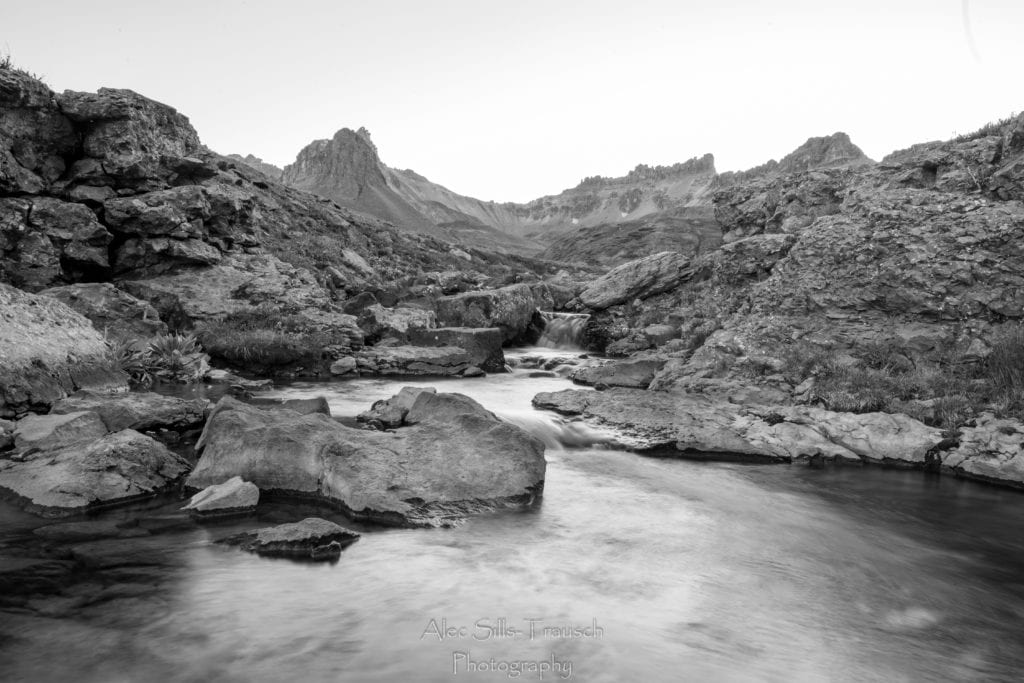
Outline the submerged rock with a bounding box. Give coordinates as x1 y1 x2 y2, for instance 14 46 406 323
183 476 259 517
188 395 545 526
220 517 359 561
0 430 190 516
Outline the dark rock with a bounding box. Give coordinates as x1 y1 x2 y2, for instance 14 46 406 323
408 326 505 372
250 396 331 416
220 517 359 561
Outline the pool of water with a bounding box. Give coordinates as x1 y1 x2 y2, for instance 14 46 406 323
2 349 1023 682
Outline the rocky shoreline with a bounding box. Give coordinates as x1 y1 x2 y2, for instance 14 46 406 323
2 60 1024 583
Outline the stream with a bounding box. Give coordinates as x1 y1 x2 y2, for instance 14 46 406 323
2 348 1024 682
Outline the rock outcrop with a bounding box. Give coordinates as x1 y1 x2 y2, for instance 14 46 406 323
40 283 167 343
0 283 127 417
50 390 207 434
407 327 505 372
579 251 691 310
188 394 545 526
940 414 1024 488
533 388 945 464
435 283 547 343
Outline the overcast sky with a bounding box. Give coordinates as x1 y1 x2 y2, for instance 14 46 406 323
4 1 1023 202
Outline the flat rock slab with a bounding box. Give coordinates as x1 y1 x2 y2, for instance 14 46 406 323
408 327 506 372
51 390 208 432
220 517 359 561
0 429 191 517
355 345 471 376
572 357 667 389
13 411 107 452
533 388 944 465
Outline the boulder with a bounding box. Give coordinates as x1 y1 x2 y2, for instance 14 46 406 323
357 304 435 343
0 430 190 516
220 517 359 561
355 345 471 376
579 251 691 310
0 283 127 417
408 327 505 372
357 387 435 428
435 283 546 343
532 388 944 464
941 414 1024 488
12 411 107 452
50 390 207 433
182 476 259 517
572 357 667 389
40 282 167 343
188 395 545 526
250 396 331 416
329 357 358 375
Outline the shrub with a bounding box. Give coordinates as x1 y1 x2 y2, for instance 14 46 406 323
105 333 208 385
195 305 334 368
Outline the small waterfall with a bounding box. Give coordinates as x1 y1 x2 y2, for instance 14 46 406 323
537 311 590 350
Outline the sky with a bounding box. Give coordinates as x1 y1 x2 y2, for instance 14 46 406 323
4 0 1023 202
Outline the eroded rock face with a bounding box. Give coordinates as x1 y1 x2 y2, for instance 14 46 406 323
533 388 944 464
579 251 692 310
188 395 545 526
0 429 190 516
0 69 76 194
0 283 127 417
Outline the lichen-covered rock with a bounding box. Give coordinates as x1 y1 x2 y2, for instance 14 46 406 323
220 517 359 560
0 283 127 417
0 429 190 516
188 395 545 526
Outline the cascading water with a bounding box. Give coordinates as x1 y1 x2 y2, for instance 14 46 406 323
537 310 590 350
